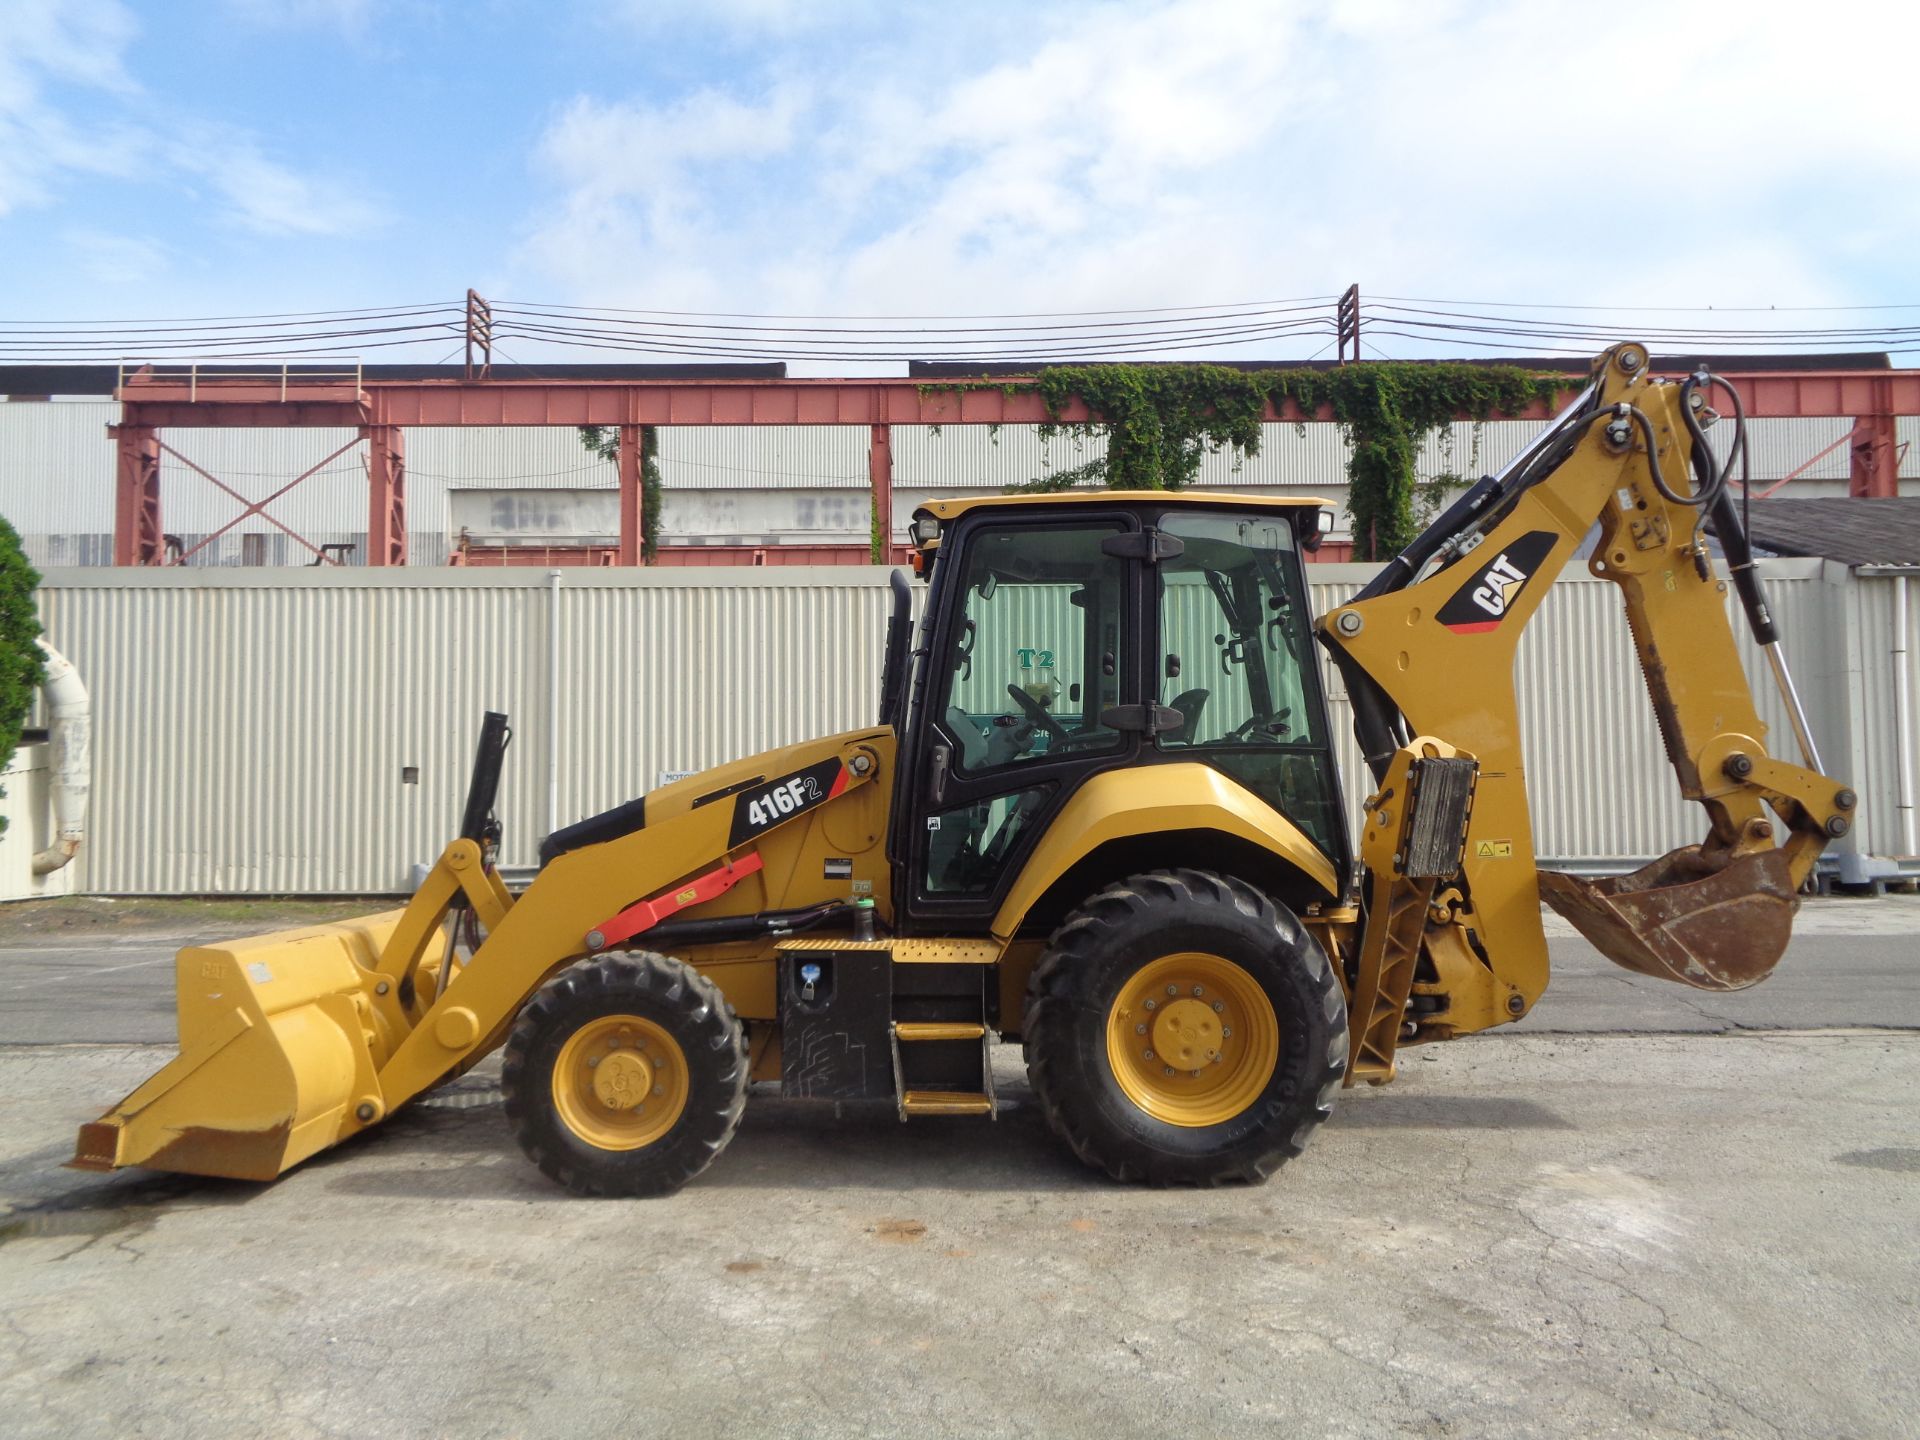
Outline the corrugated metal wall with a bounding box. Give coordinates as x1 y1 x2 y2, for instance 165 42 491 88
29 557 1908 894
6 402 1914 569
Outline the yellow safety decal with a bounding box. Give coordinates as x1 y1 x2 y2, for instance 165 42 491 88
1474 840 1514 859
674 887 698 906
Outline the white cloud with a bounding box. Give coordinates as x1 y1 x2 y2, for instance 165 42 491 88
65 228 170 285
0 0 140 217
0 0 383 246
515 0 1920 359
165 129 383 237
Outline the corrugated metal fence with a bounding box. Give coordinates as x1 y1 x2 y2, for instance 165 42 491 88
29 558 1914 893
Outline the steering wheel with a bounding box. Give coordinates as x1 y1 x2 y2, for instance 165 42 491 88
1228 712 1291 744
1005 683 1069 742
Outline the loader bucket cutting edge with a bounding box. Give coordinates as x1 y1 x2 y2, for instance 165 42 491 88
70 911 406 1181
1537 846 1799 992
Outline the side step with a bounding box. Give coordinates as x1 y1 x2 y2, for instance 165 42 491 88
889 1000 995 1123
900 1090 995 1117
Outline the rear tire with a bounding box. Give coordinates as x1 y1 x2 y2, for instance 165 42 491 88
503 952 747 1197
1023 868 1346 1185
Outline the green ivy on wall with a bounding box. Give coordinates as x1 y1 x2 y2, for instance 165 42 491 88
926 362 1566 559
577 425 664 563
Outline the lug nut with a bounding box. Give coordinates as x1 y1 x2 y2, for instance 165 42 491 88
1163 1066 1175 1077
1167 985 1179 996
1212 1001 1225 1013
587 1056 600 1068
1144 999 1157 1011
1220 1027 1232 1039
1143 1049 1154 1061
1191 986 1204 997
1135 1023 1147 1035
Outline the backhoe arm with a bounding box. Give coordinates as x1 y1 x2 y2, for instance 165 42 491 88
1320 343 1852 1061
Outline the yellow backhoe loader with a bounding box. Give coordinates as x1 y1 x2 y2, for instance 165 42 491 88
73 343 1854 1195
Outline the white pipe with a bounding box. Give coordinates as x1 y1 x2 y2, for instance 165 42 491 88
1895 574 1915 857
31 638 90 875
546 570 562 839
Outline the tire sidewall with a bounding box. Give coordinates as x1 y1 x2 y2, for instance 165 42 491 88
1026 871 1344 1182
504 956 744 1196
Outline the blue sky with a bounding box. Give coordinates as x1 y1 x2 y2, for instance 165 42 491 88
3 0 1914 365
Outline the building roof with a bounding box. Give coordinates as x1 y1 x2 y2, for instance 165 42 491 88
1732 498 1920 568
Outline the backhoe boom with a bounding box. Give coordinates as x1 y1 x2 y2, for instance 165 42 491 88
1319 342 1851 1077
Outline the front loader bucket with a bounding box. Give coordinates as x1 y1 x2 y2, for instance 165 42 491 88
71 913 402 1181
1537 846 1799 992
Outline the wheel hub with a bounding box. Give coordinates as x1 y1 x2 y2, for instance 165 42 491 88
552 1014 690 1150
1105 952 1280 1128
592 1049 654 1110
1151 1000 1221 1069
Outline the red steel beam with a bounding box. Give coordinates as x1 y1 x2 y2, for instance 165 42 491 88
869 421 893 557
617 425 644 566
115 368 1920 431
365 425 406 565
109 424 162 566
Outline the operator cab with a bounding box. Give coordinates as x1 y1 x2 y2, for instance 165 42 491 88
887 493 1350 932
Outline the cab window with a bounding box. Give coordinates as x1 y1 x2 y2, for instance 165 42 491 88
1156 511 1341 855
936 522 1126 773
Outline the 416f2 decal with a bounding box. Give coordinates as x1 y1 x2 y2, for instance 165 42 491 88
727 757 849 848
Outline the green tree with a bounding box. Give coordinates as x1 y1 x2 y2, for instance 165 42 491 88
577 426 664 563
0 515 45 832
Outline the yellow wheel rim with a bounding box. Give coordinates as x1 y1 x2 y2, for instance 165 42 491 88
1105 952 1280 1128
551 1014 690 1151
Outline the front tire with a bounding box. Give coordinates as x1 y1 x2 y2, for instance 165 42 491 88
503 952 747 1197
1023 869 1346 1185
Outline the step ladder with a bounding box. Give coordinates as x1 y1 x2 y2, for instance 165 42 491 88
888 937 998 1120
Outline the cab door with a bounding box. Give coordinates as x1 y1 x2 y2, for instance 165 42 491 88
897 510 1143 930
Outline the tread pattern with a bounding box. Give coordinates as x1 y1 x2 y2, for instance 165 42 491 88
501 952 747 1197
1023 868 1347 1186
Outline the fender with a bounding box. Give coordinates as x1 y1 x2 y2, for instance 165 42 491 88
990 763 1339 942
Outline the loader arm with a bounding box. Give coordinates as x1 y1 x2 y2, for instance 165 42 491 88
74 728 891 1181
1319 343 1852 1071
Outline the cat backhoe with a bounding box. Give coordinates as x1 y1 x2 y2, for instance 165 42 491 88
73 342 1853 1194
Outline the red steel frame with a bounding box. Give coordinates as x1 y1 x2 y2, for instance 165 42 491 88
109 366 1920 566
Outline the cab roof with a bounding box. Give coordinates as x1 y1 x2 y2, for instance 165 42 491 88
916 491 1333 522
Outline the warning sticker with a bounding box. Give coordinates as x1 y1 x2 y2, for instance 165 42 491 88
1474 840 1514 860
823 857 853 879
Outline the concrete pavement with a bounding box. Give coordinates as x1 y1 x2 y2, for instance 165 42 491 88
0 896 1915 1437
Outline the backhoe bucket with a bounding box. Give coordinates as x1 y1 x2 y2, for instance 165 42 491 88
71 912 402 1181
1537 846 1798 992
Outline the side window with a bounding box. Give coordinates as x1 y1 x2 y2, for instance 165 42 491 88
938 523 1127 773
1156 512 1325 748
1156 511 1341 857
924 786 1053 895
